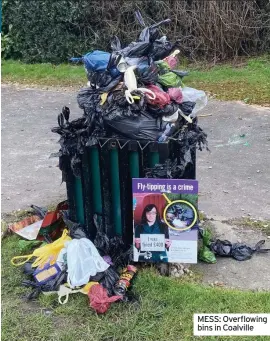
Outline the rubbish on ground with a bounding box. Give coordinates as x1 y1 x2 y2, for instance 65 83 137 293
99 267 120 297
9 202 68 241
88 283 122 314
198 228 216 264
198 114 212 117
11 229 71 267
57 282 97 304
210 239 270 261
18 240 43 253
66 238 110 287
8 216 43 240
113 265 137 296
33 262 62 285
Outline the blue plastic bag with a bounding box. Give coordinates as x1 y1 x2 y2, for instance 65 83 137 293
71 50 120 77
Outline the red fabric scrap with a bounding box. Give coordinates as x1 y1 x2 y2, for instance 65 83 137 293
88 284 122 314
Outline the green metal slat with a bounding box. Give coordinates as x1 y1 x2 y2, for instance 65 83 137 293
89 146 102 214
129 151 140 178
74 176 85 225
110 147 122 236
149 151 160 167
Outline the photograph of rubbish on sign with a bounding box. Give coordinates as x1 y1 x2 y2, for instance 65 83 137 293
132 178 198 263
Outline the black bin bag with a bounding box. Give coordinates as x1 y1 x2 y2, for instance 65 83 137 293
104 112 165 140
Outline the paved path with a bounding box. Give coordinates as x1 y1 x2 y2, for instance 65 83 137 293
197 100 270 220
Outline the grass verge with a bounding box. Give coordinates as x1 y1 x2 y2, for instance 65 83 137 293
185 56 270 106
2 55 270 105
2 235 270 341
225 218 270 236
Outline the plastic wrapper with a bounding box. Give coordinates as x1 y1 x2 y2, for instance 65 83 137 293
33 262 62 285
66 238 109 287
181 87 208 116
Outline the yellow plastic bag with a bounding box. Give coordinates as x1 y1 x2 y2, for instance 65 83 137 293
11 229 71 268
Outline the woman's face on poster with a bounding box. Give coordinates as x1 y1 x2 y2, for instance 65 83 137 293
146 207 157 223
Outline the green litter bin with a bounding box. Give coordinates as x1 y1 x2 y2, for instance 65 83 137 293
64 138 196 245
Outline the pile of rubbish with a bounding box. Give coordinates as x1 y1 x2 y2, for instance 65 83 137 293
198 228 270 263
52 11 208 177
10 204 136 314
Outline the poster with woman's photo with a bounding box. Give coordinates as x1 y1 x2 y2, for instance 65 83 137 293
132 178 198 263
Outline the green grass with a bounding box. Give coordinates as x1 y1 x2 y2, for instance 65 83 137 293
2 56 270 105
2 235 270 341
1 60 86 88
184 56 270 106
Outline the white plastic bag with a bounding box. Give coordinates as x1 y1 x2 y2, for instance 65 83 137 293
182 87 208 116
124 66 156 104
66 238 109 287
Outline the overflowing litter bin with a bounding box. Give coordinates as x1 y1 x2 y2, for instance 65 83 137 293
52 11 208 246
9 11 211 313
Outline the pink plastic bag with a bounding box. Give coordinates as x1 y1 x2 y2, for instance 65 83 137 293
163 55 178 69
167 88 183 104
146 84 171 108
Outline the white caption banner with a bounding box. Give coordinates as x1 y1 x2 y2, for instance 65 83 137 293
194 314 270 336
